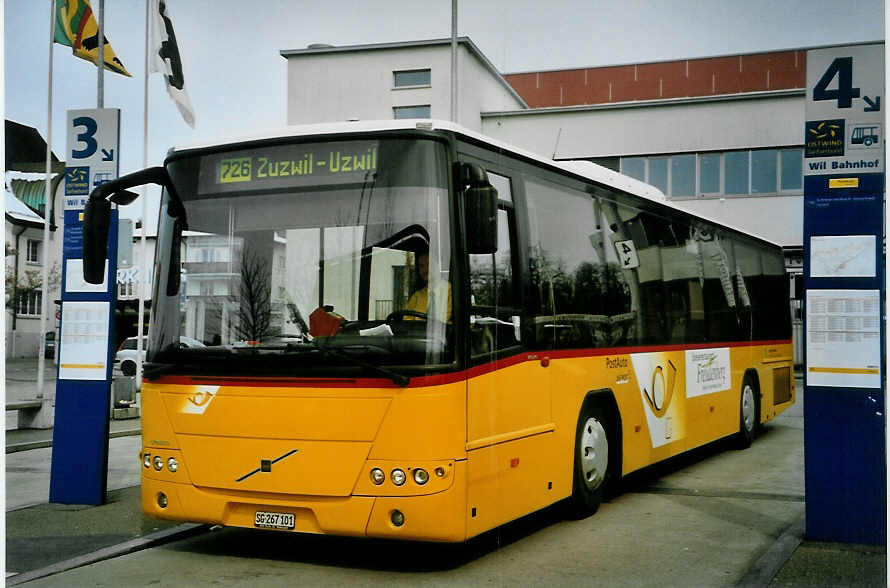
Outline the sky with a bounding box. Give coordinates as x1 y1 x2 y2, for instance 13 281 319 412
3 0 885 227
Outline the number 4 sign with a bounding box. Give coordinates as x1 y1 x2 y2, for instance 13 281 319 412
805 44 884 175
614 239 640 269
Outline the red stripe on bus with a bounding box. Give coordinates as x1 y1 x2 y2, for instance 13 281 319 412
152 339 791 389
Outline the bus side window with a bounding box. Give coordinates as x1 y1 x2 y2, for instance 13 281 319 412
525 178 634 350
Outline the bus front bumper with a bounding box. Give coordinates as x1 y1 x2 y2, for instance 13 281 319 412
141 460 468 542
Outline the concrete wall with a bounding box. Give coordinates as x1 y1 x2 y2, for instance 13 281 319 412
284 44 524 130
481 93 803 158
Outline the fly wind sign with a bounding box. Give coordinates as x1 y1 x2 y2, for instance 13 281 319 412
805 44 884 175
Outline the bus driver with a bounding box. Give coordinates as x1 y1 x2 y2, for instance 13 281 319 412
404 251 452 322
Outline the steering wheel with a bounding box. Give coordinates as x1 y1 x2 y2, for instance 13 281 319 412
386 309 428 323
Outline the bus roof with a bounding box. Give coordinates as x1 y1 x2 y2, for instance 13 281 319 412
171 119 781 248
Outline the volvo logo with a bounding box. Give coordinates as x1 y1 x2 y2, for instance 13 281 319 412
235 449 299 482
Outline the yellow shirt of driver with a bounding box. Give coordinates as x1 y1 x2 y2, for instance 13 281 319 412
405 284 452 322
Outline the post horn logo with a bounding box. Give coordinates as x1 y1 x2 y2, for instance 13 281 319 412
642 360 677 418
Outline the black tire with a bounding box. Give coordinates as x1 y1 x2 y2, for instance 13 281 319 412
735 373 759 449
565 402 611 519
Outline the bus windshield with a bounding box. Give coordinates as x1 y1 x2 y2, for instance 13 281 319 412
148 137 454 378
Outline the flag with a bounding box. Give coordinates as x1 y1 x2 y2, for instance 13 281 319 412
54 0 131 77
150 0 196 128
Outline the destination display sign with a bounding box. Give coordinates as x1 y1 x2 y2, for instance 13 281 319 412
198 141 379 194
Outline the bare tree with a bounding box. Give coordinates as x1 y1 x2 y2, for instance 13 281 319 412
233 247 277 342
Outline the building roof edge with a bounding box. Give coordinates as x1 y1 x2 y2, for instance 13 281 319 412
279 37 528 109
501 40 885 76
481 88 805 117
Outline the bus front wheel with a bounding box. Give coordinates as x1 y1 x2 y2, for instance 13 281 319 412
735 373 759 449
566 402 610 518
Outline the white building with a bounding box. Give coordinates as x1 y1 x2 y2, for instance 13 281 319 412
279 38 823 261
5 190 62 358
281 38 526 131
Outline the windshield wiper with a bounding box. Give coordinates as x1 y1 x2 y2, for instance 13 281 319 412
297 341 409 387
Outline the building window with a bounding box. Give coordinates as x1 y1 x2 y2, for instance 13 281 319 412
670 154 696 197
620 148 803 199
725 151 749 195
751 149 778 194
200 282 214 296
622 157 645 181
780 149 803 191
26 239 40 263
393 69 431 88
393 105 431 119
17 290 42 316
699 153 721 194
648 157 668 194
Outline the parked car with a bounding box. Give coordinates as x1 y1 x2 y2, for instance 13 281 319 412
115 335 204 376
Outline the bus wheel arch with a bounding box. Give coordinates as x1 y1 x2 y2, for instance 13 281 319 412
735 369 761 449
566 390 622 519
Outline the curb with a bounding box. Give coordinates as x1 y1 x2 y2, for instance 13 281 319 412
6 523 207 586
736 514 805 587
6 429 142 454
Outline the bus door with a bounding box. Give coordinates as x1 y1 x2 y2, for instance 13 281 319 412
465 171 554 533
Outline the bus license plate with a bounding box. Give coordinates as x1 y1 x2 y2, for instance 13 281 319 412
254 511 296 530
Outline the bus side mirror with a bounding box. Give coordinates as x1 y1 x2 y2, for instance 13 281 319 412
82 198 111 284
462 164 498 255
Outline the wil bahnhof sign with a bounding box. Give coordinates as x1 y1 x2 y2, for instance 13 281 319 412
802 42 885 545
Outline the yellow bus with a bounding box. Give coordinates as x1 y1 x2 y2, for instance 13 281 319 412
83 120 794 542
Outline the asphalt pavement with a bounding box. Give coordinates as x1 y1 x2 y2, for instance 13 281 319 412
3 358 886 586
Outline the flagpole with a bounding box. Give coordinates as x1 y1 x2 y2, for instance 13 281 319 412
37 0 56 423
136 0 150 389
450 0 457 123
97 0 104 107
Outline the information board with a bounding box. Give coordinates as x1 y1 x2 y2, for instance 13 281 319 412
806 289 880 388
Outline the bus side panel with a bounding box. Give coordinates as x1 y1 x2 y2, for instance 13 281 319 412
366 460 468 542
465 432 558 538
547 353 690 486
141 382 180 450
368 380 467 461
757 343 795 423
685 346 745 451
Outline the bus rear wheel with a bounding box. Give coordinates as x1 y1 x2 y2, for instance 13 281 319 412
735 373 759 449
566 402 610 519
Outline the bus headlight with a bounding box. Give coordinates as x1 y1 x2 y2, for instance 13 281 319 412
370 468 385 485
413 468 429 485
153 456 164 471
167 457 179 473
391 469 406 486
143 453 151 469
